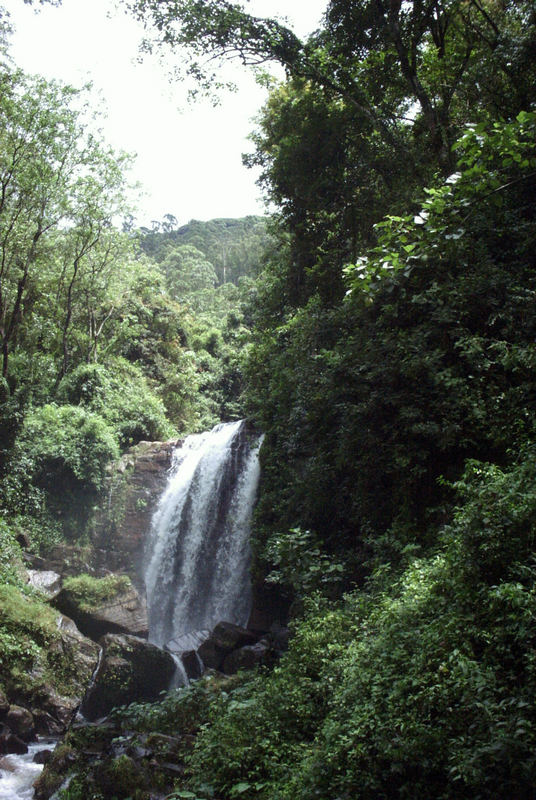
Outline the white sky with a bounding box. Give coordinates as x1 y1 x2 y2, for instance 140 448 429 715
2 0 327 227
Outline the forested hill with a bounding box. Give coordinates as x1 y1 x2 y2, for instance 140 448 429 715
138 215 270 285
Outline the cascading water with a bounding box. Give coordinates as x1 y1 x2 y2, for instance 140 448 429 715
144 420 262 657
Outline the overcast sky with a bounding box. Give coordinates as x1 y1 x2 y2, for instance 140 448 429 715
3 0 327 227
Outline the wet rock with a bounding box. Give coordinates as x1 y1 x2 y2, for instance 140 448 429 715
33 748 53 764
31 709 65 737
53 581 148 641
197 621 257 670
81 633 175 721
7 705 35 742
39 691 80 730
2 733 28 754
181 650 203 680
167 629 210 654
33 743 77 800
0 754 18 770
93 439 178 582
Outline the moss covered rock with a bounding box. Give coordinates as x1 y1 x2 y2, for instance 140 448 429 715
81 633 175 721
53 574 148 640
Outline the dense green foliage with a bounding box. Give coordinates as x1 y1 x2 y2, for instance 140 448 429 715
3 1 536 799
103 2 536 799
139 216 270 285
0 32 262 549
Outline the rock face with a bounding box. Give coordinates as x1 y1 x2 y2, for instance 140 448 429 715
24 544 94 578
53 583 148 641
81 633 176 721
93 439 179 585
38 614 101 732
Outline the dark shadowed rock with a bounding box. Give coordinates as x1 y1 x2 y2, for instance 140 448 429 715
1 733 28 754
31 710 64 737
222 640 273 675
53 582 148 641
197 621 257 670
33 749 53 765
0 689 9 718
81 633 175 721
6 706 35 742
181 650 204 680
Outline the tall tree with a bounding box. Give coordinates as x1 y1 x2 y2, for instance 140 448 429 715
125 0 536 171
0 68 131 384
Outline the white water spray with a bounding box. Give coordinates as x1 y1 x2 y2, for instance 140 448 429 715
144 420 262 652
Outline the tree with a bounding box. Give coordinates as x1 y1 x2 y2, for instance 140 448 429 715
0 68 131 384
125 1 536 171
161 243 218 298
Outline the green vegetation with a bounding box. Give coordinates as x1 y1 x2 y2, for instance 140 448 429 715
3 1 536 798
0 27 262 551
0 581 93 702
62 573 132 611
100 1 536 798
139 216 270 285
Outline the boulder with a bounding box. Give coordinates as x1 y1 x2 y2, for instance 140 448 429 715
26 615 101 732
53 582 148 641
197 621 257 671
31 710 64 737
181 650 203 681
0 753 18 770
222 639 273 675
33 749 53 765
81 633 175 721
6 705 35 742
166 629 209 680
26 569 62 599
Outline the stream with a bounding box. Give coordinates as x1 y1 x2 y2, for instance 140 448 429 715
0 741 55 800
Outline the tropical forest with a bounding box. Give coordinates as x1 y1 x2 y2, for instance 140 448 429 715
1 1 536 799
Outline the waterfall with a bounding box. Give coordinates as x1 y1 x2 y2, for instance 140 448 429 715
144 420 262 653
